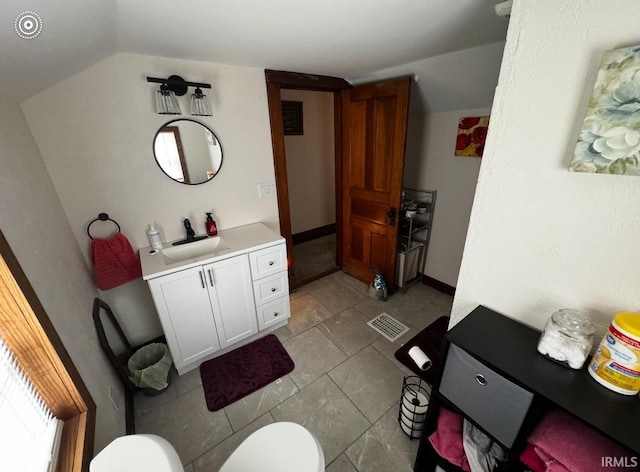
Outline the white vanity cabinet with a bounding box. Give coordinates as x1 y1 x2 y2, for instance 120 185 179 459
148 254 257 373
141 223 291 375
249 244 290 330
147 265 222 369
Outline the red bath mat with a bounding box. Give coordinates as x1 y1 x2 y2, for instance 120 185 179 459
200 334 295 411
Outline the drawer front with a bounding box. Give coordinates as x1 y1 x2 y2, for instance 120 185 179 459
440 344 533 447
253 271 289 306
257 296 290 330
249 244 287 280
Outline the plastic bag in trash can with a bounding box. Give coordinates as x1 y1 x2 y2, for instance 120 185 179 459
128 343 173 394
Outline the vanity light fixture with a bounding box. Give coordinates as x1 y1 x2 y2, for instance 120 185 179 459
147 75 212 116
190 87 212 116
156 83 181 115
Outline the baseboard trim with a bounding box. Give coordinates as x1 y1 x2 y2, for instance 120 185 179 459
421 274 456 296
292 223 336 245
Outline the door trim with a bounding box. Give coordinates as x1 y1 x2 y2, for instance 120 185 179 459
264 69 351 290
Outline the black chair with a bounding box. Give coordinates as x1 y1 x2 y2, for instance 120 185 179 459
92 298 165 433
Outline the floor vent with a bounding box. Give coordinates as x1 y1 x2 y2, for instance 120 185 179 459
367 313 409 342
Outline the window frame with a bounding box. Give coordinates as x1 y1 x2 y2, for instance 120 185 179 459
0 230 95 472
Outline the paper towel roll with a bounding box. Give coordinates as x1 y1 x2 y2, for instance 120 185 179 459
408 346 432 371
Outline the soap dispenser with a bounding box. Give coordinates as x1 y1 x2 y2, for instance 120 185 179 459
205 213 217 236
147 225 163 249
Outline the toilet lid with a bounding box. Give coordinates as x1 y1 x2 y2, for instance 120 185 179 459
90 434 184 472
219 422 324 472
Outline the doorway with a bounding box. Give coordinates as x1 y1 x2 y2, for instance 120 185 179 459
264 70 349 291
266 70 411 293
281 89 338 285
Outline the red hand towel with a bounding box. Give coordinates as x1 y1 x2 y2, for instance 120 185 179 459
91 233 142 290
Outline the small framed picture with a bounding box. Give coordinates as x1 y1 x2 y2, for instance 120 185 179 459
282 101 303 135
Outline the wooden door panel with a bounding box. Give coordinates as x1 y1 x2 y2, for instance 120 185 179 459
370 234 388 269
342 76 411 286
346 221 390 278
349 101 368 189
351 197 388 225
372 97 396 192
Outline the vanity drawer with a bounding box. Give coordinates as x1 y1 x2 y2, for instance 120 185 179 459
249 244 286 280
440 344 533 447
253 271 289 306
256 296 290 330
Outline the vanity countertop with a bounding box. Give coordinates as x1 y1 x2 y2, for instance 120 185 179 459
140 222 284 280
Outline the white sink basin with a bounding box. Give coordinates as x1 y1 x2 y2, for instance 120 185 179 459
161 236 230 263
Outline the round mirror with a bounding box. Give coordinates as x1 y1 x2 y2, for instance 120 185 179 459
153 119 223 185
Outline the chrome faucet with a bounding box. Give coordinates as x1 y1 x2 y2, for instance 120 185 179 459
183 218 196 240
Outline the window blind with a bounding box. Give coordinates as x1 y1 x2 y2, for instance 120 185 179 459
0 337 63 471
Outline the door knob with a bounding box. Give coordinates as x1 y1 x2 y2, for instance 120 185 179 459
388 207 397 227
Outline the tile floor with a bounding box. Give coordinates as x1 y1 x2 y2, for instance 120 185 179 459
134 271 453 472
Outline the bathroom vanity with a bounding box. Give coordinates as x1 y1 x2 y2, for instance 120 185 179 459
140 223 290 374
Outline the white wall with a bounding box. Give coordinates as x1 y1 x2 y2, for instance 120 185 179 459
0 99 123 453
350 41 505 113
22 53 279 344
404 108 489 286
281 89 335 234
453 0 640 337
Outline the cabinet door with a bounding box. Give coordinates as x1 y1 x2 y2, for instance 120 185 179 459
204 255 258 349
148 266 221 371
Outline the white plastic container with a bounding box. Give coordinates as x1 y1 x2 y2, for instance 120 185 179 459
147 225 162 250
589 312 640 395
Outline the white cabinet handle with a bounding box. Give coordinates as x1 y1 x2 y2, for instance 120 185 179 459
199 271 205 288
208 269 214 286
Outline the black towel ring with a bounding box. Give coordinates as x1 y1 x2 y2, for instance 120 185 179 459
87 213 121 240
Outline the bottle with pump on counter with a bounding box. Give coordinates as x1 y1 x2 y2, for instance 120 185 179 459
147 225 163 249
205 213 217 236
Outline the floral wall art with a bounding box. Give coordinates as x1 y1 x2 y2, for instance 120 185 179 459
455 116 489 158
570 45 640 175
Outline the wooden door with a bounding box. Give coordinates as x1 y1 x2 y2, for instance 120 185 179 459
341 76 411 286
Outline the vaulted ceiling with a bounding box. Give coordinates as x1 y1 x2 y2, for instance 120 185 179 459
2 0 508 103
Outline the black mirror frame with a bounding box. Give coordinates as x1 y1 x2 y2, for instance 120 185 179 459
152 118 224 186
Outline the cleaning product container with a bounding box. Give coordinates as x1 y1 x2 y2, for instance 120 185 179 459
368 268 388 301
589 312 640 395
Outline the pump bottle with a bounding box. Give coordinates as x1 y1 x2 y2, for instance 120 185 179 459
205 213 217 236
147 225 162 249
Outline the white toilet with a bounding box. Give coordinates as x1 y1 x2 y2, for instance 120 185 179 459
219 422 325 472
90 422 324 472
90 434 184 472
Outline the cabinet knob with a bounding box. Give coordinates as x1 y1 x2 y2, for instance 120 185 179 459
271 287 277 292
268 260 275 266
475 374 487 386
273 312 279 317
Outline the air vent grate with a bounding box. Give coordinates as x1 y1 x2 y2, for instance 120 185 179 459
367 313 409 342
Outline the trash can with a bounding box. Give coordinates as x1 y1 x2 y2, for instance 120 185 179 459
127 343 173 396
